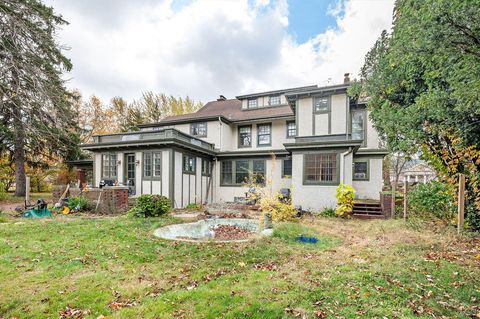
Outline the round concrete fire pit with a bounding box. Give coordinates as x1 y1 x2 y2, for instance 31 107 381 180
153 218 272 243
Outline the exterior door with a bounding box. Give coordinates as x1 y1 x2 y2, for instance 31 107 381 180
124 153 136 196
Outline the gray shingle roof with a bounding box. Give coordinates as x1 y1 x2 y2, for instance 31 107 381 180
139 99 294 127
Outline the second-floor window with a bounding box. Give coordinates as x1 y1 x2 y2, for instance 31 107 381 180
314 96 329 113
190 122 207 137
351 109 366 145
247 99 257 109
238 126 252 148
269 95 281 106
257 123 271 146
286 121 296 138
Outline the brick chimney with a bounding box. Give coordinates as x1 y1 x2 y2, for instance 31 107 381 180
344 73 350 84
217 95 226 101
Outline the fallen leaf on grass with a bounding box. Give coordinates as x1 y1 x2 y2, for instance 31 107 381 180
59 305 91 319
186 281 198 290
313 310 327 318
109 300 136 310
253 262 278 271
284 307 307 319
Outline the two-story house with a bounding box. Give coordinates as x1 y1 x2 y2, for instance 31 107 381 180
82 75 388 212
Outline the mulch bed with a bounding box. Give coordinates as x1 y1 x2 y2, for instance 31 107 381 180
212 224 254 241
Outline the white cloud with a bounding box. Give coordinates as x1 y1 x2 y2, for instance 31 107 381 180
46 0 394 103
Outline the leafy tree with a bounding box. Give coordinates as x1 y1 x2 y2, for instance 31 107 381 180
0 0 80 196
350 0 480 228
110 91 202 132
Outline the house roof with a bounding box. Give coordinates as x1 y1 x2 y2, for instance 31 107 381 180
138 83 352 128
139 99 294 128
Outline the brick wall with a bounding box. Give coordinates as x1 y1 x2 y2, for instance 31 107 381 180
52 186 129 215
97 186 129 214
381 193 393 218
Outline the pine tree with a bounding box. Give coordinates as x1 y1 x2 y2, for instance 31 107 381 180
0 0 79 196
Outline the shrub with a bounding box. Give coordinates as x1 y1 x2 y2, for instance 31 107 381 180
129 194 171 218
335 183 356 218
260 194 297 222
408 181 456 220
319 207 336 218
67 196 89 212
185 203 201 210
0 181 6 201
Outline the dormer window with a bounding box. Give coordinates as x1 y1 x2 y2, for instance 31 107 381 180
247 98 257 109
269 95 281 106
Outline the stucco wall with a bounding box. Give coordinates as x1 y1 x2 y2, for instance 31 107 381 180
330 94 347 135
227 119 295 151
352 157 383 200
290 153 338 212
363 111 381 149
297 97 313 136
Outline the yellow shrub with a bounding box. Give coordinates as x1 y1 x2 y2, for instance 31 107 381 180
335 183 356 218
260 194 297 222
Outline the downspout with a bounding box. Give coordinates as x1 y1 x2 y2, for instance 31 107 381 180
218 116 222 150
340 147 354 184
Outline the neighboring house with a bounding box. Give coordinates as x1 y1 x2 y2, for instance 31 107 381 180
81 75 388 211
395 160 436 184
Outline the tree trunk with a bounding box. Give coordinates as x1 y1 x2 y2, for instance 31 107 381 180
13 106 26 197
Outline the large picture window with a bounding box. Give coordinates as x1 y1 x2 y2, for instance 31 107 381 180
102 154 117 179
143 151 162 178
238 125 252 148
304 153 339 184
257 123 271 146
190 122 207 137
353 160 369 180
351 109 366 145
220 159 266 186
286 121 296 138
183 154 196 174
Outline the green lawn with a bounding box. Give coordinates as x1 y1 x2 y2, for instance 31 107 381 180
0 215 478 318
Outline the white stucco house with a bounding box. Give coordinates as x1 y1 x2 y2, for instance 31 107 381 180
81 75 388 212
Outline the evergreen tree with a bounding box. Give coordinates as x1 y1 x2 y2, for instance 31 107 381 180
0 0 79 196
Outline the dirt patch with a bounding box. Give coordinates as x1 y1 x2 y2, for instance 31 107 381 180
212 225 254 241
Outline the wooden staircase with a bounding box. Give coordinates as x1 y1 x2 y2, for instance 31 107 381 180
353 200 385 219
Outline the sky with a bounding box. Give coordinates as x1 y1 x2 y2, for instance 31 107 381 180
44 0 395 104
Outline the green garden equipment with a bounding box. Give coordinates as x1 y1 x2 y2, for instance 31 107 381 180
23 199 52 218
